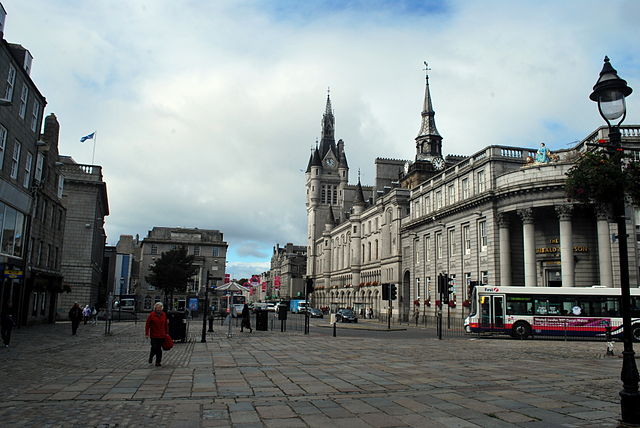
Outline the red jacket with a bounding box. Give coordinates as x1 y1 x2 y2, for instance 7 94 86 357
145 311 168 338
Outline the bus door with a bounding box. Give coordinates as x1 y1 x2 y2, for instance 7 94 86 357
479 294 505 330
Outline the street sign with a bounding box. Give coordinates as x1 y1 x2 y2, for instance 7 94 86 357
3 269 23 279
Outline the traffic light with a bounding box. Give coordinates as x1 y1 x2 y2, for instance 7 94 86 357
447 276 455 296
381 283 390 300
389 284 397 301
437 274 445 294
305 277 314 295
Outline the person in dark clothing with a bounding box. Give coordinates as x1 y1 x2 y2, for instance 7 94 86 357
240 304 252 333
1 306 16 347
68 302 83 335
145 302 168 366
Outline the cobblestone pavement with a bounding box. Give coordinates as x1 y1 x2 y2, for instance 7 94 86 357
0 318 630 427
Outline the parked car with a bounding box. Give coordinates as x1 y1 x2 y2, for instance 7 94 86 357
308 308 323 318
335 308 358 323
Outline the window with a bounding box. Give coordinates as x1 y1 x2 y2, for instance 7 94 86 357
479 220 487 251
332 185 337 205
23 152 32 188
31 100 40 132
477 170 486 193
4 64 15 100
414 201 420 219
425 236 431 262
424 196 430 214
10 140 20 179
448 229 456 256
461 177 469 199
212 247 219 257
19 84 28 119
481 270 488 284
435 190 442 210
0 125 6 168
375 239 379 259
415 241 419 266
448 184 455 205
150 244 158 255
321 185 326 203
435 232 443 259
463 225 471 255
57 175 64 198
35 152 44 183
194 245 200 256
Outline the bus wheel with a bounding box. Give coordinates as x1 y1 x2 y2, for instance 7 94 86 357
511 321 531 339
632 324 640 343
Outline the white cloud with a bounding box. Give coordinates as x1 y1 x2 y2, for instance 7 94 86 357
3 0 639 274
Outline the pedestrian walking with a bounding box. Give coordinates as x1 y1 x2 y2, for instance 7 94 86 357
240 304 252 333
68 302 83 335
91 306 97 325
82 305 91 325
1 306 16 347
368 307 373 319
145 302 168 367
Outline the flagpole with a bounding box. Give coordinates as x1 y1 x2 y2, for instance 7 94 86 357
91 131 97 165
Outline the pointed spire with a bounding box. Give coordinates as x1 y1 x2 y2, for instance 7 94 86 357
319 89 336 159
337 139 349 168
311 146 322 168
415 62 443 158
327 203 336 225
354 170 366 207
417 62 440 139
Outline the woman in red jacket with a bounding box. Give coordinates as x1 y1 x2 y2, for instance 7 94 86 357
145 302 168 366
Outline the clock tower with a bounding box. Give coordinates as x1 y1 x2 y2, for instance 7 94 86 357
401 64 447 189
305 92 349 276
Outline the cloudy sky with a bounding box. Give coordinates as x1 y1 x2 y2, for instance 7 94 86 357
3 0 639 279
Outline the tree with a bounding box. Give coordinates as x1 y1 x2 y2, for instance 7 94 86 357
565 150 640 206
145 247 198 309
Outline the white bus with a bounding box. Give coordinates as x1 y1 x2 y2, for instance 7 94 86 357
464 286 640 340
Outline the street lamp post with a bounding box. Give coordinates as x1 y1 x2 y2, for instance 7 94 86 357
590 56 639 425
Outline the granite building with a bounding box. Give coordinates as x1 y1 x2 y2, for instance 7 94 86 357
138 227 227 311
58 156 109 316
307 69 640 321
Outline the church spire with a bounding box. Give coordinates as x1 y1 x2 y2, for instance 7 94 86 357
415 62 442 158
319 88 336 159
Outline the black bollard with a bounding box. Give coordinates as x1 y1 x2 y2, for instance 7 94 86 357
333 322 336 337
208 317 214 332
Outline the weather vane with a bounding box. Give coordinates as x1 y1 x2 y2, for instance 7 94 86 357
423 61 431 77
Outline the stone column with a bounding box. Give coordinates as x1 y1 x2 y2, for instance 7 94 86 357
555 204 574 287
497 212 511 286
596 203 614 287
518 208 537 287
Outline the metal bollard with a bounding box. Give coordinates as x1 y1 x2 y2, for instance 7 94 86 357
605 326 615 356
333 322 336 337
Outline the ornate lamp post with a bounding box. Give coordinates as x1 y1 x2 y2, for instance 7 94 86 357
590 56 639 424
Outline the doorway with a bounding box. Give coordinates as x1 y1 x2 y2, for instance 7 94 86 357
546 269 562 287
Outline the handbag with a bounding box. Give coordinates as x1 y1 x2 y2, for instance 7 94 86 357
162 334 174 351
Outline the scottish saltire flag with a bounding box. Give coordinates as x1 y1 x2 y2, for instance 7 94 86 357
80 132 95 142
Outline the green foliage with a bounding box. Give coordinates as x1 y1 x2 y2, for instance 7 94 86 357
565 151 635 205
145 247 198 299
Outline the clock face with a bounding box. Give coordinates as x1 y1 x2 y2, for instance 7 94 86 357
432 157 445 170
325 158 336 167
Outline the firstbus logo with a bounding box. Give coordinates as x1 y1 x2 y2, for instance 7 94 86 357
482 287 500 292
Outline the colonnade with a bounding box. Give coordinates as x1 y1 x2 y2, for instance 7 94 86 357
497 204 614 287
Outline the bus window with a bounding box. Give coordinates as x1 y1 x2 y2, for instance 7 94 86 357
631 297 640 318
506 296 533 315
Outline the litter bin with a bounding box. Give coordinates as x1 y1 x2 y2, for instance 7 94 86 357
168 311 188 342
255 309 268 331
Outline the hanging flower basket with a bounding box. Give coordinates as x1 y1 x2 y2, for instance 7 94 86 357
462 299 471 307
425 299 431 307
413 299 420 306
365 281 372 286
372 281 379 286
448 301 456 308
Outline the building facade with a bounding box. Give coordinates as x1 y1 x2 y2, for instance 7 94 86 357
58 156 109 316
266 243 307 299
138 227 227 311
0 4 51 325
306 70 640 321
23 113 66 324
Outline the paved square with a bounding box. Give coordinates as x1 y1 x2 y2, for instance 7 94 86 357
0 319 626 427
